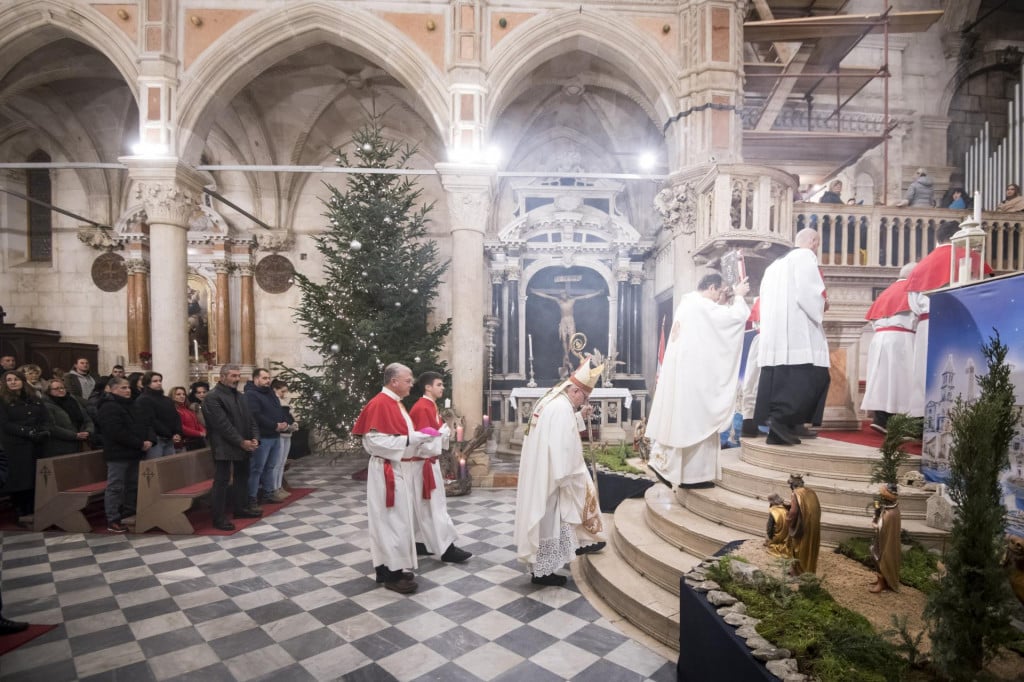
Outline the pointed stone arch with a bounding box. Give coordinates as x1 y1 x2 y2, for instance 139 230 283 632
486 9 677 130
0 0 138 100
176 1 449 163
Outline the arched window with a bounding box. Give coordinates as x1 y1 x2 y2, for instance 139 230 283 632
26 149 52 262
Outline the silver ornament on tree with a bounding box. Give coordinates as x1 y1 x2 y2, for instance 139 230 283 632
349 239 362 251
362 143 372 151
330 343 340 353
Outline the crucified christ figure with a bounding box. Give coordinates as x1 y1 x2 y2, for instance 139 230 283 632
531 289 602 363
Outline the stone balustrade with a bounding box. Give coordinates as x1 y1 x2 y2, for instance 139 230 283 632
794 202 1024 273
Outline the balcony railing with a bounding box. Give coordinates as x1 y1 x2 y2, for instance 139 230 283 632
793 203 1024 273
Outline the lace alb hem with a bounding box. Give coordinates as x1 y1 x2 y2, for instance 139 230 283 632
531 523 579 576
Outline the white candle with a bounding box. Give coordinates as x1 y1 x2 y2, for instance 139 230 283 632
444 398 451 409
958 256 971 284
973 191 982 224
528 334 534 359
193 340 199 362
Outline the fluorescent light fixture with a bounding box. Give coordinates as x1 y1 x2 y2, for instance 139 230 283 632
131 142 169 157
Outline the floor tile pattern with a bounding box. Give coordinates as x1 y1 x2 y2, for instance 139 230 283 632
1 457 675 681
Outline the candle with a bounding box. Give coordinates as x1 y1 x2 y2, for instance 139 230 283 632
444 398 451 409
193 340 199 363
973 191 982 224
456 425 464 442
528 334 534 359
459 457 467 479
958 256 971 284
483 415 490 428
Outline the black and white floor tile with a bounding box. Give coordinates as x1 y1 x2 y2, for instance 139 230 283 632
0 457 675 681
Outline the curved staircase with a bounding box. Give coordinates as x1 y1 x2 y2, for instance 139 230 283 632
579 436 947 651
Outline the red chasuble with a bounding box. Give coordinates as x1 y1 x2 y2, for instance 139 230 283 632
906 244 993 294
407 397 441 499
865 278 912 320
352 391 408 436
352 391 409 507
408 397 442 431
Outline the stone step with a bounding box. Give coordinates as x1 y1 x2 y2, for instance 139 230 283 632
610 497 703 596
678 484 949 550
740 436 918 482
579 525 681 650
644 484 757 558
718 449 929 520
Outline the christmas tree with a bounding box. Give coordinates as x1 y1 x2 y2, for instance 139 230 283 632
278 115 451 452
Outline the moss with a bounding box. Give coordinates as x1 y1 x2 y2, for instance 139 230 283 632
835 536 940 595
707 557 906 682
590 443 644 474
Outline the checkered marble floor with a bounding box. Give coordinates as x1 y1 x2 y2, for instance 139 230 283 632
0 457 675 681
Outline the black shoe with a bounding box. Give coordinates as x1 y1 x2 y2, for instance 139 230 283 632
383 578 418 594
416 542 433 556
374 565 414 583
741 419 763 437
0 617 29 635
679 481 715 490
213 519 235 531
531 573 568 587
575 542 606 556
440 544 472 563
767 422 801 446
233 506 262 519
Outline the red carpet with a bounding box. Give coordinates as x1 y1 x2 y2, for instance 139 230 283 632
819 421 921 455
0 624 58 657
0 488 315 536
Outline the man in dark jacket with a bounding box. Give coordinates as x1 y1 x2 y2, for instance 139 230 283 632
96 377 153 533
245 368 289 506
135 371 182 457
205 364 261 531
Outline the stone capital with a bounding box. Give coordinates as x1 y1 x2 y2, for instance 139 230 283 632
235 263 255 277
255 230 293 252
125 258 150 275
119 156 208 229
212 259 233 274
436 162 495 232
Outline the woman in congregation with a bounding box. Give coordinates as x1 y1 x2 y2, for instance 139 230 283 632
172 385 207 450
42 378 95 456
0 369 52 519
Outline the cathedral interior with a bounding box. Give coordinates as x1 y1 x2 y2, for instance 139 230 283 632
1 0 1024 679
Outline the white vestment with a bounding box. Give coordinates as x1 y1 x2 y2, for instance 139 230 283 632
647 291 749 485
514 391 603 576
363 391 418 571
741 334 761 420
757 248 829 368
860 311 917 414
906 291 930 417
403 418 457 554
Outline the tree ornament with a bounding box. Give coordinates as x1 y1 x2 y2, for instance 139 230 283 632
362 142 372 151
411 288 419 294
330 343 340 353
394 301 401 307
414 356 421 363
349 239 362 251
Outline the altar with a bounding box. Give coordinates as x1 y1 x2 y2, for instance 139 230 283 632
503 386 640 446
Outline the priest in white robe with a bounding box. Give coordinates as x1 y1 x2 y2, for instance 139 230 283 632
514 358 605 587
754 228 830 445
861 262 917 433
647 273 750 488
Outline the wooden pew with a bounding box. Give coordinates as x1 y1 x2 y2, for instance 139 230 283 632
33 449 107 532
134 449 215 534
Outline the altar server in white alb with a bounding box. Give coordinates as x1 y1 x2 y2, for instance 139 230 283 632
514 358 606 587
351 363 440 594
647 272 750 488
754 228 831 446
407 371 471 563
861 262 917 434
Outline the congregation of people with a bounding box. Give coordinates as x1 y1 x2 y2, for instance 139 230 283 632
0 357 299 534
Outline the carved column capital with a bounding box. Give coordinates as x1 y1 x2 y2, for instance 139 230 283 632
235 263 255 277
212 259 233 274
490 271 505 285
125 258 150 275
655 181 698 235
506 266 521 282
119 157 207 229
436 163 496 232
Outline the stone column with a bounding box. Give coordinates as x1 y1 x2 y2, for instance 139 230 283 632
125 259 148 361
629 273 644 373
506 266 520 375
213 259 232 364
121 158 205 388
437 164 495 433
238 263 256 366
